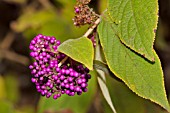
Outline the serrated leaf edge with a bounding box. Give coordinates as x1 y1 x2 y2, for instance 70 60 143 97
99 37 170 111
107 1 159 62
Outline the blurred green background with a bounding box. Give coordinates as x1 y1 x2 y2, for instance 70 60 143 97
0 0 170 113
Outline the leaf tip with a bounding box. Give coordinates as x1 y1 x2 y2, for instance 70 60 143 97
88 65 93 71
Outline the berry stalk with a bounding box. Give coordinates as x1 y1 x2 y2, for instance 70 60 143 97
83 18 101 37
58 56 69 67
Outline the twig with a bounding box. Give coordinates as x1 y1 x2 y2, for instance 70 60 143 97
0 31 30 65
58 56 68 67
0 31 15 49
0 50 30 65
83 18 101 37
44 49 59 55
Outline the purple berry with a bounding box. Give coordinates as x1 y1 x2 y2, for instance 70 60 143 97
54 76 58 80
65 84 69 88
70 85 74 90
56 40 60 45
60 75 65 81
82 78 86 83
61 90 65 94
73 72 79 77
70 72 74 76
75 8 80 13
83 88 88 92
46 82 51 86
77 79 82 84
53 95 58 99
57 93 61 97
70 92 75 96
31 78 36 83
65 90 70 95
68 77 73 82
65 70 70 74
36 85 40 90
61 82 65 87
75 86 81 92
31 69 37 74
81 83 87 88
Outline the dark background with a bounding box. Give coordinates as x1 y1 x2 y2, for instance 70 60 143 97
0 0 169 113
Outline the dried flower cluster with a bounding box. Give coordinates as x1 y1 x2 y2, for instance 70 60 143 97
73 0 98 26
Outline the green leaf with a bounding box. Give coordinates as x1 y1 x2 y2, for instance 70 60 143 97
103 74 169 113
12 9 56 32
13 3 88 42
58 37 94 70
97 18 170 111
103 75 146 113
38 71 97 113
94 44 117 113
97 70 117 113
99 0 107 14
0 76 6 99
0 100 14 113
108 0 158 61
4 74 19 103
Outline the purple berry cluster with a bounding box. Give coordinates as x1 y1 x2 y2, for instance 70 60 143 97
29 34 91 99
88 32 97 47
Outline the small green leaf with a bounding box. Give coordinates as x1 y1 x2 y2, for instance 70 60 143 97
94 44 117 113
97 70 117 113
108 0 158 61
97 19 170 111
58 37 94 70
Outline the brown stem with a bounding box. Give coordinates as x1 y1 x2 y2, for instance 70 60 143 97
0 50 30 65
58 56 68 67
44 49 59 55
83 18 101 37
0 31 15 49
